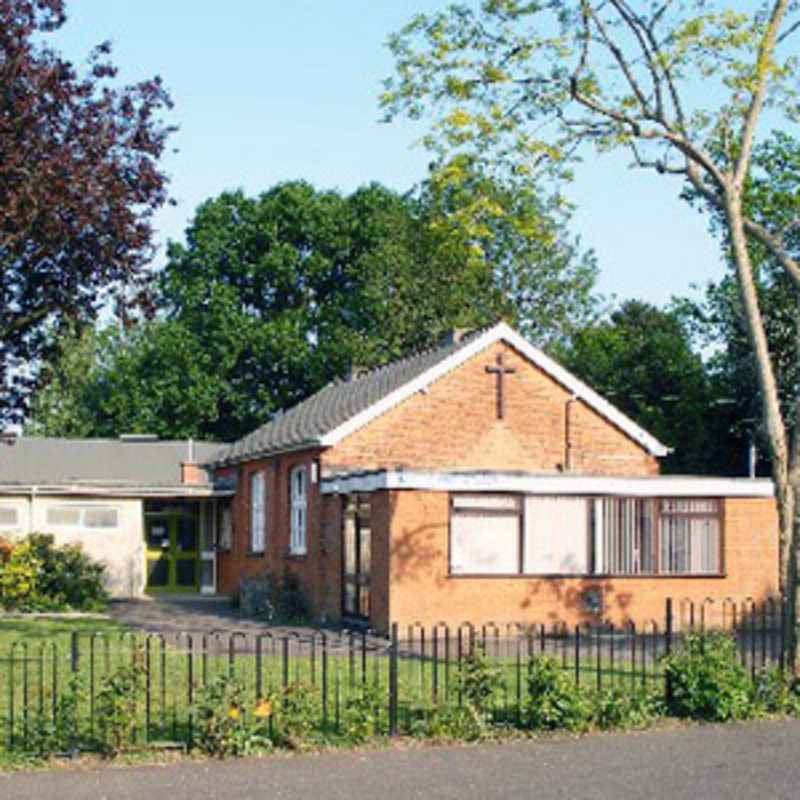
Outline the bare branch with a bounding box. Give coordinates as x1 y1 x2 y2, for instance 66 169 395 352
608 0 667 122
742 216 800 289
585 3 652 117
776 17 800 45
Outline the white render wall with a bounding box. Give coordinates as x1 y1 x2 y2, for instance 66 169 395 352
0 494 146 598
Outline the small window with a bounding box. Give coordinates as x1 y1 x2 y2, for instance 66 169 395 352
290 465 307 555
83 507 119 529
46 506 81 526
46 505 119 529
250 472 265 553
0 506 19 528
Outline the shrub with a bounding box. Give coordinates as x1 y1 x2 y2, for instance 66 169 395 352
272 682 319 748
525 655 592 731
341 682 387 743
28 533 107 611
0 540 41 609
413 702 491 741
751 666 800 717
95 656 145 755
663 632 752 721
192 676 272 757
592 685 664 730
273 571 309 624
0 533 107 611
27 674 86 757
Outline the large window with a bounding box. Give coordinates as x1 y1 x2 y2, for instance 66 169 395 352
449 494 722 577
45 505 118 529
250 472 265 553
289 465 307 555
450 495 521 575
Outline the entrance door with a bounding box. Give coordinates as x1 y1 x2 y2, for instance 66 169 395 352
342 495 371 619
145 507 200 593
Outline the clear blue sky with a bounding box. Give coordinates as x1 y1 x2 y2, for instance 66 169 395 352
51 0 727 310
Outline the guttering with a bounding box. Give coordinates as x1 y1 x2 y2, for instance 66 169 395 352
321 469 775 499
0 483 236 499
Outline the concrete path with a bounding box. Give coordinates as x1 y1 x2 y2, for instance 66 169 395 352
1 718 799 799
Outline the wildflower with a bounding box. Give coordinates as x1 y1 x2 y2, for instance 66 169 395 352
228 705 241 720
253 697 272 718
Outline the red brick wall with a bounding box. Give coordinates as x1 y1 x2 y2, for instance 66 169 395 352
382 491 779 632
323 342 659 476
216 449 326 618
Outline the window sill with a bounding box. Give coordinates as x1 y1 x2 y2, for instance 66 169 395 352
285 550 307 561
247 550 266 558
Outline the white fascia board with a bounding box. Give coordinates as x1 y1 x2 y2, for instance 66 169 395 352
317 322 669 457
0 483 233 498
321 469 775 498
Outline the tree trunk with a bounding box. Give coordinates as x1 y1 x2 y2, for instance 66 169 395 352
724 190 797 669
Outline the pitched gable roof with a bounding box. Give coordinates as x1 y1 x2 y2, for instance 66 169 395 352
209 322 670 466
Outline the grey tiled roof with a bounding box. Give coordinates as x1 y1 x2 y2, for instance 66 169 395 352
0 437 224 488
211 328 490 465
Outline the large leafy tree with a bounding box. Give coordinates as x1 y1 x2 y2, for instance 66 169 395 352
28 177 597 441
382 0 800 662
561 301 711 475
0 0 173 424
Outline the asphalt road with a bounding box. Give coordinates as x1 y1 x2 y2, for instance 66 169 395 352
2 719 799 800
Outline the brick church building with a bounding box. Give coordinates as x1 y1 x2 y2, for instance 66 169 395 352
207 322 778 632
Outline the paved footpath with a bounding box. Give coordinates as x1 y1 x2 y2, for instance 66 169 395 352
2 718 799 800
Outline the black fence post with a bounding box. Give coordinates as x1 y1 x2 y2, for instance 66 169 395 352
389 623 398 736
70 630 79 674
665 598 673 706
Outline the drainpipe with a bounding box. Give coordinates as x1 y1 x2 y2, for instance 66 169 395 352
28 486 36 534
565 395 578 472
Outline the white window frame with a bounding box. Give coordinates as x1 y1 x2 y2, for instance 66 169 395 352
290 465 307 555
250 472 265 553
45 504 119 530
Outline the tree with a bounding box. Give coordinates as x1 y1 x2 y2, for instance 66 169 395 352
27 177 598 441
382 0 800 663
0 0 173 425
561 300 711 474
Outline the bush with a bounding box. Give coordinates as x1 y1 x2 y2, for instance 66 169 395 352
27 674 86 757
272 682 319 748
0 533 107 611
95 656 145 755
341 683 387 743
663 632 752 721
273 571 309 624
592 685 664 730
192 676 272 757
751 666 800 717
525 655 592 731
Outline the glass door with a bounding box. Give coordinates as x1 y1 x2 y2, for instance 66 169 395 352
342 495 371 619
145 504 201 593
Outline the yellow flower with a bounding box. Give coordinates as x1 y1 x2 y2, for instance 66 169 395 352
227 705 241 720
253 698 272 718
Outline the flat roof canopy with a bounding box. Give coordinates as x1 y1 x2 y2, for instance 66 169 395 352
321 469 774 499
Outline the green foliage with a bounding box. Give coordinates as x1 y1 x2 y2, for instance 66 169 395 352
0 534 107 612
26 674 85 757
525 655 592 732
413 701 493 742
559 300 711 473
592 685 664 731
0 541 41 610
192 676 272 757
95 656 145 755
272 682 319 749
273 571 309 624
27 177 597 442
751 666 800 717
341 683 387 743
663 633 752 721
458 644 504 717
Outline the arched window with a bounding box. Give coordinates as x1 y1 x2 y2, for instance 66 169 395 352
250 472 265 553
290 465 307 554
